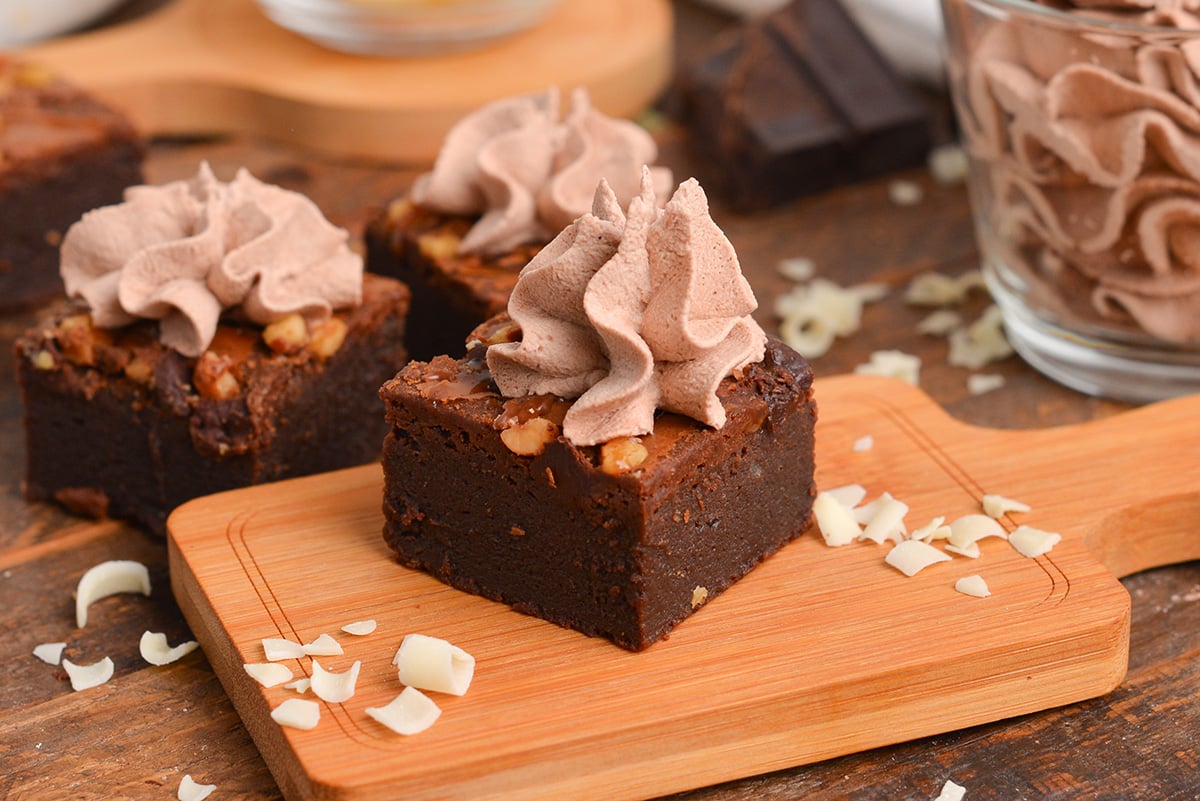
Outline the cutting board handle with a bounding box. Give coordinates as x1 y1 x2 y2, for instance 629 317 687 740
838 375 1200 581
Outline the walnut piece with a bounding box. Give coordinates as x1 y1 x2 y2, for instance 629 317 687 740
29 349 55 370
57 314 108 366
123 354 155 385
307 317 348 359
263 313 310 355
500 417 558 456
193 352 240 400
599 437 648 475
418 231 461 261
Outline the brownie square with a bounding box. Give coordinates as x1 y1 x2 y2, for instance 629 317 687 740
365 197 541 361
16 274 410 535
0 58 144 312
379 328 816 651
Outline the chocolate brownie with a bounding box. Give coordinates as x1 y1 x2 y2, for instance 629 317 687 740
675 0 931 211
365 197 541 361
16 273 410 535
379 322 816 651
0 58 144 312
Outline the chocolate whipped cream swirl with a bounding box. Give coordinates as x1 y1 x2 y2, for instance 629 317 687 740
487 169 767 447
60 162 362 358
411 87 673 257
954 0 1200 344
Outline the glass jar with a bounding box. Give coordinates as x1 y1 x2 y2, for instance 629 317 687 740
941 0 1200 402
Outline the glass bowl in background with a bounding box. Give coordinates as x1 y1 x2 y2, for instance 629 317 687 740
254 0 563 56
941 0 1200 402
0 0 127 46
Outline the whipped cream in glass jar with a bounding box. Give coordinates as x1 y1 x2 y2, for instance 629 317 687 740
942 0 1200 402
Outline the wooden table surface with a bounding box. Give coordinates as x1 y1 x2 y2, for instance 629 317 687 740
3 3 1199 800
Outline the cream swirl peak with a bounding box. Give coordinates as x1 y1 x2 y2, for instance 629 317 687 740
487 169 766 447
60 162 362 358
411 87 672 257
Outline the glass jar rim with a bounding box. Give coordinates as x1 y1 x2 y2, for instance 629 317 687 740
957 0 1200 36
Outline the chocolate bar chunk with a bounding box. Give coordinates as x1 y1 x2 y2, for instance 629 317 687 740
676 0 931 211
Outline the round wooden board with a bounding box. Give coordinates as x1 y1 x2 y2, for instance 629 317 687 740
17 0 674 164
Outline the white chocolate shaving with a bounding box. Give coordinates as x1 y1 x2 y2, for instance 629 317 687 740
75 560 151 628
775 278 884 358
271 698 320 730
33 642 66 665
917 309 963 336
284 677 311 693
982 494 1031 519
885 540 952 577
310 659 361 703
813 491 863 547
948 305 1012 369
860 493 909 544
910 516 948 542
955 575 991 598
888 179 924 207
933 779 967 801
823 483 867 509
947 514 1007 548
967 373 1006 396
302 633 344 656
906 272 969 306
854 350 920 386
139 631 199 666
340 620 377 636
777 256 816 282
852 435 874 453
393 634 475 696
944 541 981 559
365 686 442 736
262 637 305 661
244 662 294 688
62 656 114 691
177 775 216 801
905 270 982 307
1009 525 1062 558
928 143 969 186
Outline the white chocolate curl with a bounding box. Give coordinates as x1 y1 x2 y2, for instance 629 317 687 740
271 698 320 730
60 162 362 357
393 634 475 696
310 659 361 703
62 656 115 691
412 87 672 256
365 686 443 735
75 560 151 628
139 631 199 666
177 775 217 801
488 172 766 446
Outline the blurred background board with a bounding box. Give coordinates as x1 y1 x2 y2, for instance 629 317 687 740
17 0 673 163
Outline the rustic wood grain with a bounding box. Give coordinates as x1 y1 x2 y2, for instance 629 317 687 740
3 2 1198 800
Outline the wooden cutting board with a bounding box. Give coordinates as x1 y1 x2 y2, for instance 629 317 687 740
167 373 1200 801
17 0 672 163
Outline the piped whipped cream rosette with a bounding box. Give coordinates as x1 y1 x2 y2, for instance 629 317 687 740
487 168 767 447
60 162 362 358
411 86 673 257
955 0 1200 345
